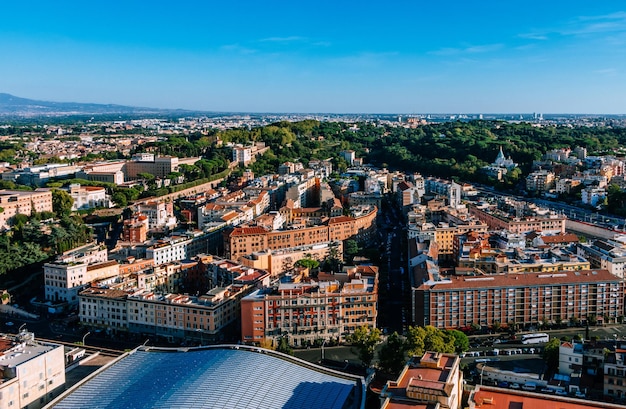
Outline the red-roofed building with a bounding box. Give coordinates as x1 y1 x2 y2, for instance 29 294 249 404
225 207 377 259
380 352 463 409
413 269 624 329
469 385 622 409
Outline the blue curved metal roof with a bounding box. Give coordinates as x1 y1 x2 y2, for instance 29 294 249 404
48 346 363 409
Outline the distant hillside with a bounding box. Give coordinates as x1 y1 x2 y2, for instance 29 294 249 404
0 93 191 117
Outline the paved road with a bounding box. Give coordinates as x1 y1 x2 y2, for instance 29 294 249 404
376 198 408 335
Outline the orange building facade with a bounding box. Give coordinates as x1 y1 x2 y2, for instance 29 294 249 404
241 266 379 346
226 206 377 260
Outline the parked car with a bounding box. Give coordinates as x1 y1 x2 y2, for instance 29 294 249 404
510 383 521 389
522 383 537 391
498 381 509 388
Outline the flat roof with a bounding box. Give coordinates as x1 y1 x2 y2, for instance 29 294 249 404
470 385 625 409
46 345 364 409
419 269 619 291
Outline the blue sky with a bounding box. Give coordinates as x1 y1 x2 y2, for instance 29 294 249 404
1 1 626 113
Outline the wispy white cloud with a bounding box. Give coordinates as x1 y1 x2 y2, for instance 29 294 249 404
220 43 257 54
258 36 306 43
594 68 618 76
516 12 626 43
518 33 548 41
578 11 626 22
430 43 503 56
561 12 626 36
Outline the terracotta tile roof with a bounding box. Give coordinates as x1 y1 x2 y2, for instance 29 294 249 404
328 216 354 224
230 226 268 236
541 233 579 243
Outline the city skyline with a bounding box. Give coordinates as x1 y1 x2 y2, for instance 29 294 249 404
2 1 626 114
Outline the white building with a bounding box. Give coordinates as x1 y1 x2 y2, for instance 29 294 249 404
44 243 114 305
232 146 252 166
145 231 209 265
581 186 607 207
137 201 177 230
559 341 584 376
340 150 356 165
68 184 111 210
0 332 65 409
577 240 626 279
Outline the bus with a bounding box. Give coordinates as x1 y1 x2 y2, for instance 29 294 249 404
521 333 549 344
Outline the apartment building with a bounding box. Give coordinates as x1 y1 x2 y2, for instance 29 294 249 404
0 189 53 230
582 186 607 207
413 269 624 329
559 341 584 376
468 203 566 234
232 146 252 166
0 332 65 409
604 348 626 401
145 230 209 265
225 206 377 260
79 282 255 343
577 240 626 279
380 352 463 409
526 169 556 192
238 241 342 277
241 265 378 346
122 214 148 243
136 201 176 230
44 243 112 305
457 247 590 275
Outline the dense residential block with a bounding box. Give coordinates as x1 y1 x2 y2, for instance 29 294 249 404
241 265 378 346
0 189 53 230
413 269 624 329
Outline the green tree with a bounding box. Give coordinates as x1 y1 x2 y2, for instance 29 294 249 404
324 242 341 273
377 332 406 375
51 189 74 217
276 336 293 355
542 338 560 372
295 257 320 270
344 239 360 263
137 172 155 181
405 326 426 357
405 325 458 356
112 192 128 207
347 325 382 367
445 329 470 353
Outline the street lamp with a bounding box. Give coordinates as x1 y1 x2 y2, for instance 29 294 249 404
321 339 327 361
82 331 91 346
480 364 486 386
18 323 26 333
